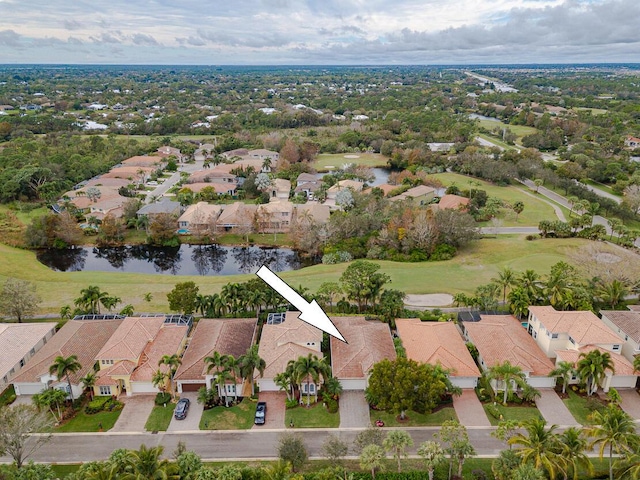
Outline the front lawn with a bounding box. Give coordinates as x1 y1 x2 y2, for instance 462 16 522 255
200 398 255 430
483 403 542 426
145 404 175 432
56 409 122 432
562 389 604 425
287 402 340 428
370 406 457 427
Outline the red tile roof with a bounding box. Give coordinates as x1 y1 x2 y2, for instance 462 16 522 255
529 306 622 346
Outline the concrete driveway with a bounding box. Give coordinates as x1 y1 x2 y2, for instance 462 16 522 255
453 390 491 427
535 389 579 427
339 391 371 428
253 391 286 429
619 389 640 421
111 395 155 432
167 392 203 432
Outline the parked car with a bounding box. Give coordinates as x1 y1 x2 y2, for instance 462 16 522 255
254 401 267 425
174 398 190 420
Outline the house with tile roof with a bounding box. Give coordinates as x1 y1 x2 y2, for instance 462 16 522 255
389 185 436 205
257 311 323 395
600 308 640 362
136 198 181 220
177 202 223 235
326 179 364 199
12 318 123 397
121 156 165 168
330 317 396 390
188 170 237 185
93 316 188 396
215 202 257 232
293 203 331 226
268 179 291 201
175 318 256 395
256 200 294 233
434 194 470 212
182 182 237 196
396 319 481 389
0 323 57 391
461 314 556 388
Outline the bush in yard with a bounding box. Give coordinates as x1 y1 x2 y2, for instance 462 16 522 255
326 398 338 414
85 396 111 414
285 398 298 409
155 392 172 406
485 404 501 419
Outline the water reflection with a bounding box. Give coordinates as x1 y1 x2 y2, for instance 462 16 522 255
37 244 305 276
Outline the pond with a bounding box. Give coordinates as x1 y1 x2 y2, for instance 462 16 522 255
37 245 310 276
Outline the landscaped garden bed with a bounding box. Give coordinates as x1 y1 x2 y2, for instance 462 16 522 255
482 402 542 426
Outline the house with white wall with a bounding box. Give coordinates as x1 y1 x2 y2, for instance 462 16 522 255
599 309 640 362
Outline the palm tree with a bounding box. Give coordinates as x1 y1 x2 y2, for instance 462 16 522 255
595 279 629 310
81 372 97 400
586 404 640 480
486 361 526 405
75 285 110 314
417 440 445 480
274 371 294 401
508 418 564 480
508 287 531 320
49 355 82 401
215 369 233 407
549 361 575 394
383 430 413 473
293 354 330 406
576 349 615 396
222 354 241 402
152 370 169 395
124 444 178 479
493 267 516 305
559 427 593 480
634 356 640 373
359 444 385 480
238 345 266 397
518 270 543 304
158 354 182 400
322 376 343 400
204 351 226 375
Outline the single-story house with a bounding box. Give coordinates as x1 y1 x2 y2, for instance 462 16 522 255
12 317 124 398
188 170 237 185
221 148 249 160
177 202 223 234
121 156 164 168
0 323 57 391
330 317 396 390
248 149 279 163
599 309 640 362
625 136 640 148
136 198 181 220
389 185 436 205
102 166 155 182
434 194 470 211
461 314 556 388
94 316 189 396
396 319 481 389
326 180 364 200
174 318 256 395
293 203 331 226
257 311 323 395
182 182 237 196
156 146 185 162
194 143 217 161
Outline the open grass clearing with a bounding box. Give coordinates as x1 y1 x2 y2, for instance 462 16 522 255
476 119 538 139
200 398 254 430
371 406 457 427
477 133 518 151
0 235 593 313
286 402 339 428
55 408 122 432
483 403 542 426
145 404 175 432
313 152 388 171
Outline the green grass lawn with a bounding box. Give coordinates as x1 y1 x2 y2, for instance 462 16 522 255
562 389 604 425
0 385 16 407
483 403 542 426
476 119 538 138
371 406 457 427
216 233 292 247
477 133 519 151
200 398 255 430
287 402 340 428
583 179 621 197
313 153 388 171
55 409 122 432
145 404 175 431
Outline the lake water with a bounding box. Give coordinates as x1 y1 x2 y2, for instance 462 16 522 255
37 245 307 276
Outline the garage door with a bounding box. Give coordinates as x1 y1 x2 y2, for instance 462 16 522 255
181 383 205 392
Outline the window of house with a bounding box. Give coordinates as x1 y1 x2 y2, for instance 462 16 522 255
612 345 621 352
569 336 575 345
551 333 558 339
533 331 537 339
2 376 7 384
30 348 35 355
19 358 25 368
99 386 111 396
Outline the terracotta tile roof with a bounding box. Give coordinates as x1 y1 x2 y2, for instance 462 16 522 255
555 346 636 376
436 194 470 210
130 325 188 382
529 306 622 346
627 305 640 312
330 317 396 379
396 319 480 377
178 202 223 225
174 318 256 382
0 323 57 382
121 156 164 167
327 179 364 194
85 178 131 188
12 318 123 385
600 310 640 342
95 360 137 386
182 183 236 195
102 166 155 179
259 311 323 379
392 185 436 201
465 315 554 376
216 202 257 227
97 316 165 361
294 203 330 225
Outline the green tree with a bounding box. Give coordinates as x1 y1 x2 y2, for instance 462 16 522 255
559 427 593 480
49 354 82 401
0 278 41 323
512 201 525 222
492 267 516 305
74 285 109 315
548 361 575 395
339 260 391 312
435 420 476 480
321 434 349 464
576 349 615 396
158 354 182 400
32 388 68 423
512 463 547 480
383 430 413 472
81 371 97 400
152 370 169 395
277 432 308 473
595 278 630 310
491 449 522 480
492 419 521 449
175 451 203 480
0 404 53 468
359 444 385 480
167 281 199 315
124 444 178 479
316 282 342 312
417 440 445 480
508 418 564 480
238 345 266 397
292 353 330 406
486 361 527 405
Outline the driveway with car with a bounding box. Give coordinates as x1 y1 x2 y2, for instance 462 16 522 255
167 392 203 432
253 391 286 429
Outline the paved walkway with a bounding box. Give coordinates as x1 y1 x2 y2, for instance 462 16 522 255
453 390 491 427
619 389 640 421
111 395 155 432
535 389 580 427
167 392 202 431
339 391 371 428
254 391 286 429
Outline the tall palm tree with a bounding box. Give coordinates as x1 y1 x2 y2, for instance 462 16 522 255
274 371 293 401
518 270 543 305
508 287 531 320
215 369 233 407
493 267 516 305
508 418 564 480
158 354 182 400
383 430 414 473
293 354 331 406
152 370 169 395
359 444 385 480
239 345 266 397
222 354 241 402
486 361 527 405
417 441 445 480
49 355 82 401
124 444 178 479
559 427 593 480
75 285 109 314
595 279 629 310
81 371 97 400
576 349 615 396
548 361 575 395
586 404 640 480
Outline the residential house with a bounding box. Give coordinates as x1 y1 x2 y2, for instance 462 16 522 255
268 179 291 201
0 323 57 391
366 183 396 197
136 198 181 220
85 177 132 189
326 180 364 200
215 202 257 232
188 170 237 185
156 146 185 162
174 318 256 395
600 308 640 361
389 185 436 205
434 194 470 211
61 185 127 219
294 173 321 199
194 143 217 161
330 317 396 390
177 202 223 235
624 136 640 148
257 311 323 396
94 316 189 396
182 182 237 196
396 319 481 389
461 314 556 388
102 166 155 183
256 200 294 233
293 203 331 226
248 149 279 164
12 317 124 397
221 148 249 160
121 156 164 168
214 158 265 175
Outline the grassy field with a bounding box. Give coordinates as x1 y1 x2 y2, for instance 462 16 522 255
55 408 122 432
483 403 542 426
0 235 591 314
313 153 388 171
287 402 340 428
200 398 255 430
371 406 457 427
145 404 175 431
476 119 538 139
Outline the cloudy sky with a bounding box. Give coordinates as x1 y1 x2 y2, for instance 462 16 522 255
0 0 639 65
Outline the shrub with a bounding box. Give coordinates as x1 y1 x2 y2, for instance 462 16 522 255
321 251 353 264
429 244 456 261
525 234 538 241
85 396 111 415
285 398 299 409
326 399 339 414
155 392 172 406
486 404 501 419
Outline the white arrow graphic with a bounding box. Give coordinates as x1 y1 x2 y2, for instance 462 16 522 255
256 265 347 343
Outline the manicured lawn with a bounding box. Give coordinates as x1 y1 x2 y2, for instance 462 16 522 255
371 406 457 427
562 389 604 425
145 404 175 431
56 409 122 432
200 398 255 430
477 133 518 151
216 233 292 247
313 153 388 171
0 385 16 407
483 403 542 426
287 402 339 428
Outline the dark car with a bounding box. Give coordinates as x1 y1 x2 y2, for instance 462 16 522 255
254 401 267 425
174 398 190 420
